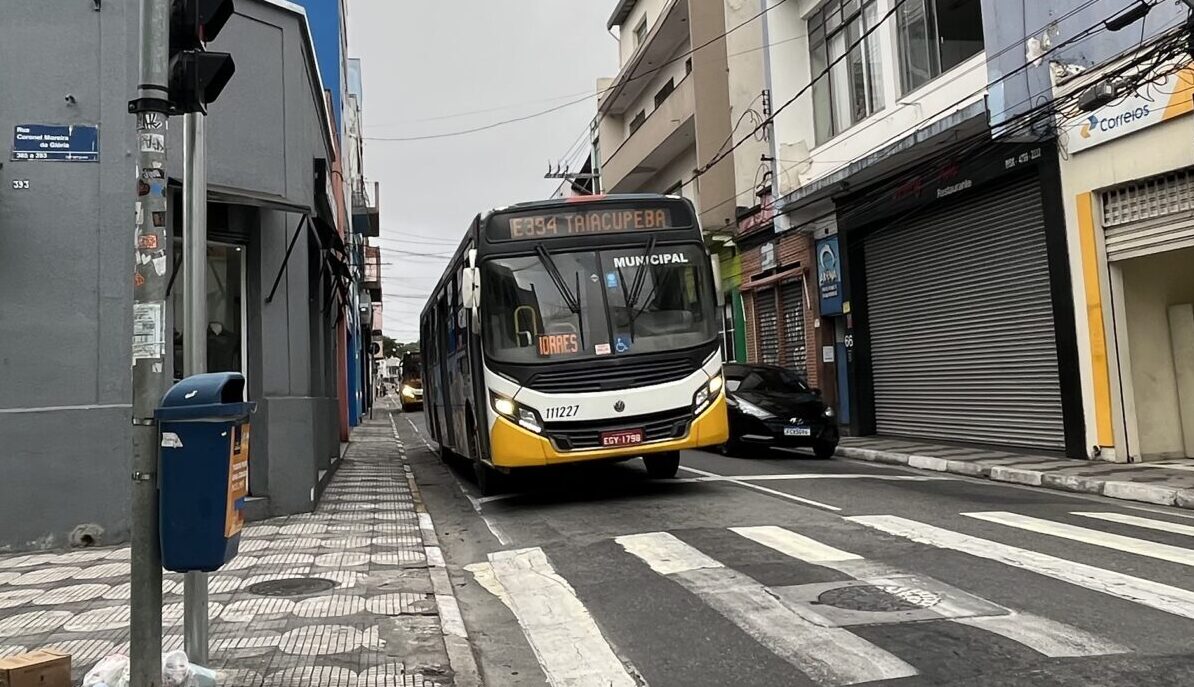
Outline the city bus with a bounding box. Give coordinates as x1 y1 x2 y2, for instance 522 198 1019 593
419 194 728 493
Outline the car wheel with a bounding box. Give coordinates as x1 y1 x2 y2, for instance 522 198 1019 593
813 441 838 460
644 451 681 479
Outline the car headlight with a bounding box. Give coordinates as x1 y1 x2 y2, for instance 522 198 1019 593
692 374 723 414
823 405 836 419
402 384 417 398
736 398 774 420
490 392 543 434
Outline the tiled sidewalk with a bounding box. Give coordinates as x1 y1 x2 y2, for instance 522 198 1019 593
838 436 1194 508
0 413 473 686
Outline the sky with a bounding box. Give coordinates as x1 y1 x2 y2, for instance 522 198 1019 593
347 1 620 344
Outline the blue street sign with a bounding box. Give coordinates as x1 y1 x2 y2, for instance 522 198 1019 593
11 124 99 162
816 236 844 316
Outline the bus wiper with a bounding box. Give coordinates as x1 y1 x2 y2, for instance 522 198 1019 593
621 236 657 337
535 245 581 314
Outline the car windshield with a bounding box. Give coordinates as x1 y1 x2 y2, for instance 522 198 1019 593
727 367 810 394
481 244 717 364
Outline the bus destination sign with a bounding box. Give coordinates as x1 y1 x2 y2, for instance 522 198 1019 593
491 204 683 241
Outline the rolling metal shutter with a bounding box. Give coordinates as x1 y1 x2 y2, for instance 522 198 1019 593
781 280 807 377
864 176 1065 450
1102 168 1194 261
755 288 779 364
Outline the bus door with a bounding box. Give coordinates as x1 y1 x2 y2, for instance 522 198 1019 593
448 267 472 456
436 290 457 450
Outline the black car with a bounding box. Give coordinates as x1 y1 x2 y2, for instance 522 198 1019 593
721 363 839 459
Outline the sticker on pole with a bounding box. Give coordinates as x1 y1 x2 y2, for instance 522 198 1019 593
12 124 99 162
132 301 165 360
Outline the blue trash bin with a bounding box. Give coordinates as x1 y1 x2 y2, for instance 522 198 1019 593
155 372 256 573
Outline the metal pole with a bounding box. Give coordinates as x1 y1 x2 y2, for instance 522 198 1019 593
759 0 785 232
129 0 170 683
181 111 210 666
589 118 603 195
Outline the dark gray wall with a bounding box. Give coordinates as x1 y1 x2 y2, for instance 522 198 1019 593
0 0 338 551
983 0 1185 129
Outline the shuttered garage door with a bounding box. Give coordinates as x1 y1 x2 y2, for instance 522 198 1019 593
755 288 779 364
864 176 1065 450
781 280 807 377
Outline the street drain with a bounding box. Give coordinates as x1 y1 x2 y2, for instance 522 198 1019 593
816 584 941 612
246 577 337 597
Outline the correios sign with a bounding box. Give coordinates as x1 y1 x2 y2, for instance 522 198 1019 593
1066 65 1194 153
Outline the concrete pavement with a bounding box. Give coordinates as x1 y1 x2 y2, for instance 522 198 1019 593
836 436 1194 508
397 410 1194 687
0 411 478 687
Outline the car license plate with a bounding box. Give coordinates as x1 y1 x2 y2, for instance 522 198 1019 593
784 426 811 437
601 429 645 447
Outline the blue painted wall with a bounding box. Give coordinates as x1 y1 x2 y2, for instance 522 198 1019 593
982 0 1185 130
294 0 345 136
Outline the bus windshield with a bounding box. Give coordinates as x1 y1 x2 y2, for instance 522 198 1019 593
482 244 717 364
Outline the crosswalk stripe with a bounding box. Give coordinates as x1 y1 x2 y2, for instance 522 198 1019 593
730 525 862 563
729 525 1124 658
964 511 1194 567
953 613 1129 657
850 515 1194 621
465 548 638 687
1074 511 1194 538
617 531 918 686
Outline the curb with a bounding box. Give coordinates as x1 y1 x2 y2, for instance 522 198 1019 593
389 413 483 687
836 445 1194 510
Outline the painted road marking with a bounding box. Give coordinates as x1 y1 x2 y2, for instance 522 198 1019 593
732 525 1123 657
730 526 861 563
465 548 638 687
673 474 955 483
617 531 917 685
678 466 842 511
954 613 1128 657
850 515 1194 621
1074 511 1194 538
964 511 1194 567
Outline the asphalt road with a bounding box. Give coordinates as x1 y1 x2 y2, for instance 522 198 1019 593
393 410 1194 687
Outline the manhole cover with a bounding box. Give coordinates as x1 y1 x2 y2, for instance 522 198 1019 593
816 584 941 612
246 577 337 597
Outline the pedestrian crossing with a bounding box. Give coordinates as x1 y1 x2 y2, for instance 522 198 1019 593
469 509 1194 687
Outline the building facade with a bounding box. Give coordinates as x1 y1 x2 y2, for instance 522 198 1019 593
990 0 1194 462
749 0 1098 456
0 0 348 550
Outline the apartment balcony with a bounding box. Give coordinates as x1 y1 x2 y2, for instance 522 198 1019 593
352 180 380 237
363 244 381 297
602 75 696 192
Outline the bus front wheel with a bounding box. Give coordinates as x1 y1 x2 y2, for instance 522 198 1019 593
644 451 680 479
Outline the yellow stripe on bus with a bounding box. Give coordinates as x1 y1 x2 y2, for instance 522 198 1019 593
488 394 729 468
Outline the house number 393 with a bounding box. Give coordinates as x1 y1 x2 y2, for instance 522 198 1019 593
11 180 30 190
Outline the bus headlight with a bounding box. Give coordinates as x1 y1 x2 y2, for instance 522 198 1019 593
401 384 417 398
490 392 544 434
692 374 722 414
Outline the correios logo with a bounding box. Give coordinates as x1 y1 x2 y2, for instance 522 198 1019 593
1081 105 1151 139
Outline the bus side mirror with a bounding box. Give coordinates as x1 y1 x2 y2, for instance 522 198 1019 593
461 266 480 310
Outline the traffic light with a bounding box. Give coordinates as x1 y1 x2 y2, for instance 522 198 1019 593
169 0 236 114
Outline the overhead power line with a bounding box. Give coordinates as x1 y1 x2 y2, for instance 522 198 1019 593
366 0 793 143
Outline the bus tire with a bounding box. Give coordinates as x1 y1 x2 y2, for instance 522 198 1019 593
474 460 503 496
644 451 680 479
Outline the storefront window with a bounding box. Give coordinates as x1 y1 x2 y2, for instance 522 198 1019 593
172 242 246 380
